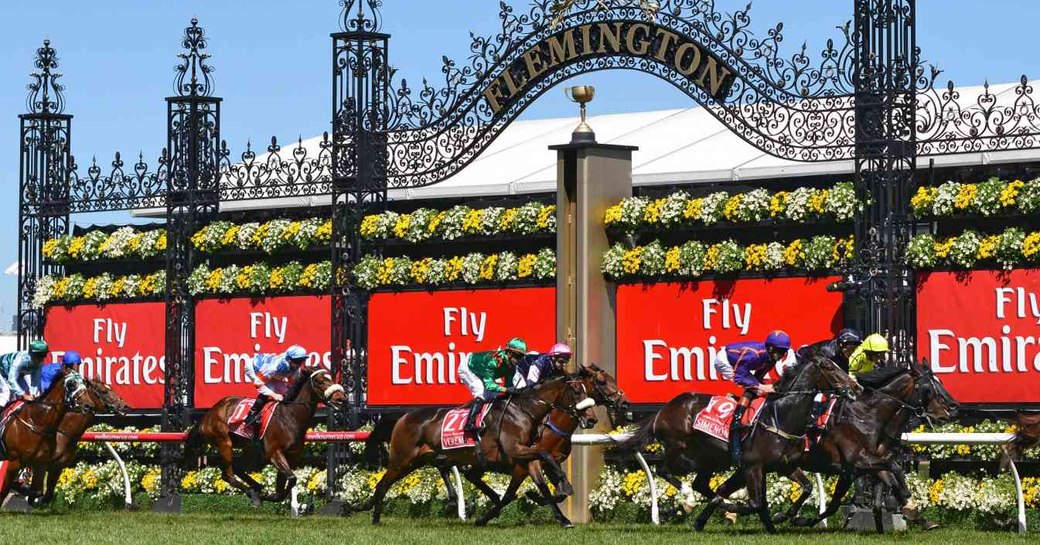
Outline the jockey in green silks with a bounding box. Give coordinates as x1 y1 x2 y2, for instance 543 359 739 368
457 337 528 436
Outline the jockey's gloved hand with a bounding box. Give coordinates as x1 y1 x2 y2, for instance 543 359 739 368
504 387 520 395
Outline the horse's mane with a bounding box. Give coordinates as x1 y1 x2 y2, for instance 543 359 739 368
283 368 312 402
773 356 813 392
856 366 908 388
513 375 567 398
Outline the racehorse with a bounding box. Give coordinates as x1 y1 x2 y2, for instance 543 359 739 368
25 379 130 506
0 368 91 505
184 367 346 507
617 351 859 533
781 362 957 532
355 376 594 526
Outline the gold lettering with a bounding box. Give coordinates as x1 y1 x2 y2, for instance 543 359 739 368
697 56 735 99
501 67 522 96
483 81 506 115
523 46 548 81
597 22 623 53
547 30 580 67
579 24 593 56
626 23 652 56
674 42 703 77
653 28 680 62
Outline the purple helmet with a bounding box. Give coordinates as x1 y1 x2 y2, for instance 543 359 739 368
765 330 792 351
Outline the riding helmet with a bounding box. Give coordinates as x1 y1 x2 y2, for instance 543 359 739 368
62 350 82 366
506 338 528 353
836 328 862 346
765 330 792 351
286 345 308 361
862 334 889 353
29 339 49 355
548 343 573 357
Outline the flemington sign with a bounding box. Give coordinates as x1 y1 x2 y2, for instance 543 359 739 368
482 20 737 115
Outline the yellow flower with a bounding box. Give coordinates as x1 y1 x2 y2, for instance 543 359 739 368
604 204 623 225
705 245 720 270
479 255 499 280
285 221 302 241
784 239 805 267
954 183 977 210
156 232 167 251
315 220 332 242
206 270 222 291
83 277 99 300
214 479 229 494
683 198 703 220
665 247 681 273
622 247 643 275
929 479 943 505
392 214 412 239
181 471 198 491
745 243 767 269
53 278 68 299
1001 180 1024 208
42 238 59 259
359 215 380 237
722 194 743 222
1024 232 1040 259
978 235 998 260
368 470 387 491
190 229 208 249
498 208 518 231
236 268 251 290
222 225 240 246
140 470 158 493
377 258 394 285
935 238 954 259
300 264 319 288
643 199 664 224
128 233 143 253
446 256 464 282
462 210 483 234
111 277 126 296
428 211 446 234
68 237 86 258
955 444 971 457
770 192 789 217
537 205 556 230
789 481 803 503
269 269 285 290
621 471 647 497
58 468 76 488
517 254 536 278
809 189 829 214
910 186 936 213
410 258 432 284
82 469 99 490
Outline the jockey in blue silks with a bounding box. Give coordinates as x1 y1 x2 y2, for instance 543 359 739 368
242 345 309 434
40 350 83 392
713 331 792 466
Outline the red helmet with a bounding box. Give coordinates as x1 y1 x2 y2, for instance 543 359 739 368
548 343 573 357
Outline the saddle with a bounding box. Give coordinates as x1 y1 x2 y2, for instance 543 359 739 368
228 398 279 440
440 403 493 450
692 395 766 443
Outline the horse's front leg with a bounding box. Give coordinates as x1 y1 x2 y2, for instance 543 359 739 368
774 468 813 524
529 460 573 529
262 450 297 503
794 469 852 527
474 465 526 527
463 468 502 508
437 465 460 518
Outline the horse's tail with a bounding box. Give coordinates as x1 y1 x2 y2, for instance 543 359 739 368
612 412 658 452
180 424 205 470
363 413 403 469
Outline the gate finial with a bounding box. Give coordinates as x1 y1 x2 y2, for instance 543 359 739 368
26 39 65 115
174 17 214 97
340 0 383 32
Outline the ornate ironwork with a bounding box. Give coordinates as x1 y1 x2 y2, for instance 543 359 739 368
218 134 333 201
26 39 65 115
63 151 168 213
340 0 383 33
175 17 215 98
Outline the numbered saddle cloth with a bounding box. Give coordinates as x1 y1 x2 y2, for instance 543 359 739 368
692 395 766 443
440 403 493 450
228 398 279 440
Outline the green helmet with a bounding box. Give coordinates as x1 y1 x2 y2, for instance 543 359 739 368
29 339 49 355
506 338 528 353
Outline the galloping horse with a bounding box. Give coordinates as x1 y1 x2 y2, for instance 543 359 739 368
618 352 859 533
356 376 594 525
184 367 346 507
26 379 130 506
0 368 91 504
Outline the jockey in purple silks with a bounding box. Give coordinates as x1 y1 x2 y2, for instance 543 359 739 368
713 330 793 467
513 343 572 390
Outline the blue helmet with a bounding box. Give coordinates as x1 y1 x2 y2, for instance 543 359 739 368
285 345 308 362
765 330 792 351
62 350 82 367
836 328 862 346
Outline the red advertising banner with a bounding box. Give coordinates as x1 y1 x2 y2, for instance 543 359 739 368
44 303 166 409
367 288 556 406
917 270 1040 405
194 296 331 408
616 278 843 404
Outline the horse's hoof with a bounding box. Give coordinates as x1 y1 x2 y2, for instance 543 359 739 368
474 519 489 528
791 516 815 527
692 518 709 532
248 493 262 508
772 513 789 524
560 521 575 529
921 519 940 531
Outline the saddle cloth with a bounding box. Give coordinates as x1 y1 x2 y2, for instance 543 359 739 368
692 395 766 443
228 398 279 440
816 396 838 429
440 403 493 450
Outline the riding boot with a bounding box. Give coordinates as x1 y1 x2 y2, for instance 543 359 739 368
729 404 748 467
464 399 485 439
243 395 268 438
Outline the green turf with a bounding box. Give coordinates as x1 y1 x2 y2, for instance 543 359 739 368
0 510 1031 545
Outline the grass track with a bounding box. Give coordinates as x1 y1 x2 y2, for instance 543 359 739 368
0 511 1031 545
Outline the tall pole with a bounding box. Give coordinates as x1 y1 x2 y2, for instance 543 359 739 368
18 40 71 348
157 18 221 513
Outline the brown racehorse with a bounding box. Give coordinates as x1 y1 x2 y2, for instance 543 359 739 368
618 352 859 533
25 379 130 506
355 376 594 526
0 368 91 504
184 366 346 507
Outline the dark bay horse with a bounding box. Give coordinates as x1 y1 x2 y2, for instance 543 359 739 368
184 367 346 507
617 352 859 533
0 368 91 504
356 376 594 525
25 379 130 506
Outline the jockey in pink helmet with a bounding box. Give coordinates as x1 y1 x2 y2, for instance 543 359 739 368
513 343 573 390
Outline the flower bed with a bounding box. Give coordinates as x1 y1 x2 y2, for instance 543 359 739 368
34 271 166 307
604 183 860 232
187 261 332 296
912 178 1040 218
353 248 557 290
906 228 1040 270
360 202 556 242
191 218 332 254
602 236 854 280
43 227 166 264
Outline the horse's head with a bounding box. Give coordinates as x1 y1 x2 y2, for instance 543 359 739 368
86 379 129 416
578 363 630 424
780 352 861 399
61 371 96 414
304 367 347 410
563 378 598 429
911 359 958 425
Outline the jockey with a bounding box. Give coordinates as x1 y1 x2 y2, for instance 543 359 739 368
714 331 792 466
40 350 82 392
513 343 572 390
796 329 861 435
242 345 309 433
848 334 890 376
0 340 50 407
459 337 527 436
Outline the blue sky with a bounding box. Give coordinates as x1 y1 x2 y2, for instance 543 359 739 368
0 0 1037 326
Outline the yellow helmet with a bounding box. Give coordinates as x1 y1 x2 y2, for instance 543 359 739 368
862 334 889 353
